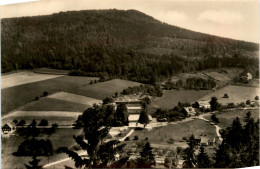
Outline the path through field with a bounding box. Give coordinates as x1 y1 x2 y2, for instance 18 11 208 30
197 115 223 142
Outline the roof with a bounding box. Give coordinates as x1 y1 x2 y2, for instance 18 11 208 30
183 107 196 115
128 114 153 121
198 100 210 106
128 114 140 121
127 106 142 110
200 136 209 144
2 122 14 129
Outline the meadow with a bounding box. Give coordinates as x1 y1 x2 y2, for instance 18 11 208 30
130 119 216 149
150 89 211 110
2 73 139 115
198 85 259 105
47 92 102 106
2 111 81 125
21 98 91 112
1 71 64 89
204 109 259 128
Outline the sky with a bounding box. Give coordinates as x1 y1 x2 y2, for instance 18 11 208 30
0 0 259 43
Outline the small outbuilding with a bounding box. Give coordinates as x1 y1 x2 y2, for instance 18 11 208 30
2 122 16 135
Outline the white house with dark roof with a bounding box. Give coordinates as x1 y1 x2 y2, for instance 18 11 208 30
198 100 211 109
1 122 16 136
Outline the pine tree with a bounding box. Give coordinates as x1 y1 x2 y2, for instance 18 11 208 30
209 97 219 111
244 111 251 122
182 134 196 168
138 110 150 128
137 142 156 168
197 146 211 168
115 103 128 126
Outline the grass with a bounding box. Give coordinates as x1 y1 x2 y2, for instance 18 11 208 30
150 89 211 110
204 109 259 128
47 92 102 106
2 76 139 115
1 128 82 169
2 111 81 123
129 119 216 149
198 85 259 105
1 71 63 89
22 98 91 112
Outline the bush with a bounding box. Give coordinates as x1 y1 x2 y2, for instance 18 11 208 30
168 137 174 144
182 136 187 141
35 96 39 101
17 120 26 126
42 91 48 97
255 96 259 100
246 100 251 105
102 97 113 105
133 135 139 140
13 119 18 124
38 119 48 126
124 137 130 141
223 93 229 98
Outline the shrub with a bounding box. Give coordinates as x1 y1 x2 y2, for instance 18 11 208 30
13 119 18 124
124 137 130 141
255 96 259 100
246 100 251 105
168 137 174 144
223 93 229 98
133 135 139 140
17 120 26 126
42 91 48 97
38 119 48 126
182 136 187 141
35 96 39 101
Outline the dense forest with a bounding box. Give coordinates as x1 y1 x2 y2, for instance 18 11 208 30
1 9 259 83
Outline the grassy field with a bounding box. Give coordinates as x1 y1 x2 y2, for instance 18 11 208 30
2 111 81 123
1 128 82 169
204 109 259 128
47 92 102 106
2 76 139 115
150 89 211 110
129 119 216 149
1 71 64 89
198 85 259 105
21 98 91 112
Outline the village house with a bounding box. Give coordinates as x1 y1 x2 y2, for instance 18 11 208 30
200 136 209 146
197 100 211 109
115 95 152 127
1 122 16 135
182 107 196 116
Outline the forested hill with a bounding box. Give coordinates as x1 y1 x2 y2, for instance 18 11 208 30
1 9 259 83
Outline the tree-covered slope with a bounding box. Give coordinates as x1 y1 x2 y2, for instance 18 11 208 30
1 9 259 83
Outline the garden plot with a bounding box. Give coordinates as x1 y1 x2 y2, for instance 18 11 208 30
47 92 102 106
1 71 63 89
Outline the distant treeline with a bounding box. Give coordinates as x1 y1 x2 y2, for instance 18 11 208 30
121 84 163 97
2 9 259 83
164 77 216 90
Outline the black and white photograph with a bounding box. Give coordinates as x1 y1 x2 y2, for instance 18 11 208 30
1 0 259 168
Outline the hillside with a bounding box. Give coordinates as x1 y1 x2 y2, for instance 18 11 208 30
1 9 259 83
